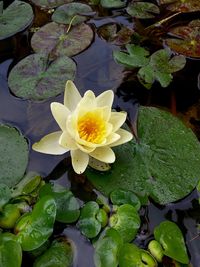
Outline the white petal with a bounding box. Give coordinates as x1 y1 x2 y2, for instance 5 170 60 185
59 131 77 150
32 131 68 155
77 90 96 112
89 147 115 163
110 128 133 147
51 102 70 131
96 90 114 108
77 143 95 153
109 112 127 132
64 80 81 111
71 149 89 174
105 132 120 146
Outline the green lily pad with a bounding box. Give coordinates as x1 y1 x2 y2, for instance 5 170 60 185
77 201 102 238
8 53 76 101
148 240 164 262
0 204 21 229
30 0 73 9
0 184 11 210
110 189 141 210
86 106 200 205
126 2 160 19
154 221 189 264
31 22 94 58
114 44 150 68
0 233 22 267
52 3 93 25
94 228 123 267
110 204 140 242
15 196 56 251
165 20 200 58
100 0 126 8
0 125 28 188
0 0 33 40
33 238 73 267
119 243 157 267
39 183 80 223
159 0 200 12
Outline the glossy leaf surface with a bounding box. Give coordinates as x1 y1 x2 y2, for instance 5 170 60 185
110 189 141 210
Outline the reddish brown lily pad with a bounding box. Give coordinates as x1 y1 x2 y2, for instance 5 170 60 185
159 0 200 12
31 22 94 58
165 20 200 58
30 0 73 9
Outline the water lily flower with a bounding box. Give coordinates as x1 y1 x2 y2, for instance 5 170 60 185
32 81 133 174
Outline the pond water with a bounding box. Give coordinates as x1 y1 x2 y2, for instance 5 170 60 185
0 0 200 266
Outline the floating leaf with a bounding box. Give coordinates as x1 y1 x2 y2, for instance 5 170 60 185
86 106 200 205
0 0 33 40
8 53 76 101
0 125 28 188
94 228 123 267
0 204 21 229
31 22 94 58
77 201 102 238
33 238 73 267
0 184 11 210
30 0 73 8
119 243 157 267
165 20 200 58
110 204 140 242
154 221 189 264
39 183 80 223
148 240 164 263
159 0 200 12
100 0 126 8
0 233 22 267
127 1 160 19
110 189 141 210
15 196 56 251
52 3 93 25
113 44 150 68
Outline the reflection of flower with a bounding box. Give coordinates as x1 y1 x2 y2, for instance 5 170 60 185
32 81 133 174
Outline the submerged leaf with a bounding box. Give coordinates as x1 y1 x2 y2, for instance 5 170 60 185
127 1 160 19
86 106 200 204
0 125 28 188
0 0 33 40
8 53 76 101
31 22 94 58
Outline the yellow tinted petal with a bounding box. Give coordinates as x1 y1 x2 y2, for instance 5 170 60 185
76 143 95 153
77 90 96 113
64 80 81 111
32 131 68 155
71 149 89 174
110 128 133 147
59 131 77 150
96 90 114 108
89 147 115 163
109 112 127 132
51 102 70 131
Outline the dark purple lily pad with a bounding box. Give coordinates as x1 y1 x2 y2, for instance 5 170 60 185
8 54 76 101
31 22 94 58
165 20 200 58
159 0 200 12
52 3 93 25
0 0 34 40
30 0 73 9
127 1 160 19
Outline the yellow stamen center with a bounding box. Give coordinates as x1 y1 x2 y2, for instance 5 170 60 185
78 111 106 144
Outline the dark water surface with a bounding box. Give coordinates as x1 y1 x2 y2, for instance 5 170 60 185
0 1 200 266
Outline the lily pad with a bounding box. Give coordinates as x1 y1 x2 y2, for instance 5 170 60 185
159 0 200 12
0 204 21 229
39 183 80 223
8 53 76 101
154 221 189 264
100 0 126 8
0 184 11 210
86 106 200 205
52 3 93 25
110 189 141 210
77 201 102 238
126 1 160 19
119 243 157 267
109 204 140 242
31 22 94 58
0 125 29 188
33 238 73 267
0 233 22 267
0 0 33 40
165 20 200 58
15 196 56 251
94 228 123 267
30 0 73 9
